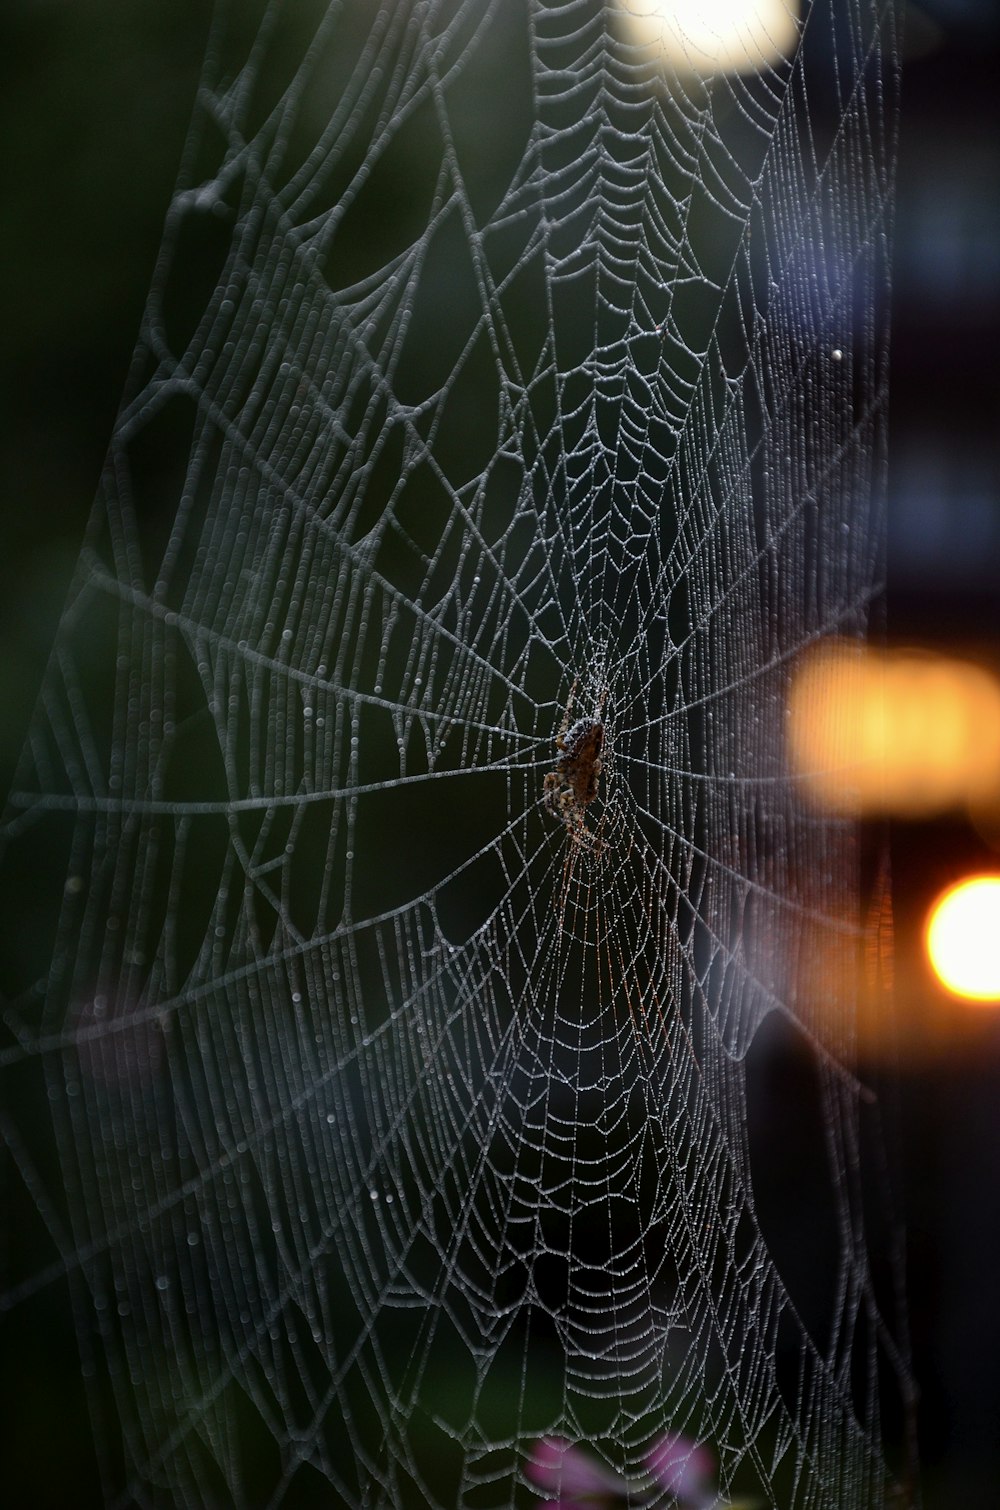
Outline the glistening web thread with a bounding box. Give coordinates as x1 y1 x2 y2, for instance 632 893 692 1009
0 2 912 1506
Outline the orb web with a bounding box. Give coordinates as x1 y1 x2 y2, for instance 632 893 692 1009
1 1 911 1506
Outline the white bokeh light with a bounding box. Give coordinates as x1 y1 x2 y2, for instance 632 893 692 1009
926 877 1000 1003
617 0 800 75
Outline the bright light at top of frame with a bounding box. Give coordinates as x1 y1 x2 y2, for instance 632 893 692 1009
616 0 800 75
787 641 1000 818
926 877 1000 1003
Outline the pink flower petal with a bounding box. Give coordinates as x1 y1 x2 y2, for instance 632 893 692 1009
525 1437 627 1502
644 1432 717 1505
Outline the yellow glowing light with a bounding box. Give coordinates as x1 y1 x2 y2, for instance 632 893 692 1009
617 0 800 75
926 877 1000 1003
787 641 1000 818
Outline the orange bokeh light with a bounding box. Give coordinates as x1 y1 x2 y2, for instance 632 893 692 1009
787 641 1000 819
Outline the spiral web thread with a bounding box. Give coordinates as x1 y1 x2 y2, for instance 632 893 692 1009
1 0 911 1505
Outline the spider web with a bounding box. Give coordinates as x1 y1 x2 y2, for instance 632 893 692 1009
1 0 912 1505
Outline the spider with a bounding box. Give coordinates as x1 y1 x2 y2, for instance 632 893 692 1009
543 680 607 853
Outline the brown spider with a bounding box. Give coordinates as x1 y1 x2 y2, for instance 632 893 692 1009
543 680 607 851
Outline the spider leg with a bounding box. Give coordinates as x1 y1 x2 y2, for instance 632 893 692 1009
556 678 579 744
555 826 578 934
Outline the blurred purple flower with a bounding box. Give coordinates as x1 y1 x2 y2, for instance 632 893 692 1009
525 1436 627 1506
645 1432 717 1508
526 1430 727 1510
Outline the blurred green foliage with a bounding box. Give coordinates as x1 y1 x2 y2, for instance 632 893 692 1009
0 4 210 1502
0 0 212 796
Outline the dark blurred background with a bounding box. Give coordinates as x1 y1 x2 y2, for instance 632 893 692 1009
885 1 1000 1500
1 0 998 1504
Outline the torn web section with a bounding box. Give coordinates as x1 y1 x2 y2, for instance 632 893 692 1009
0 0 910 1507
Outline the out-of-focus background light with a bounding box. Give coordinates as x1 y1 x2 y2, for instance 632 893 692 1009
787 639 1000 1059
787 640 1000 819
616 0 800 73
926 876 1000 1002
